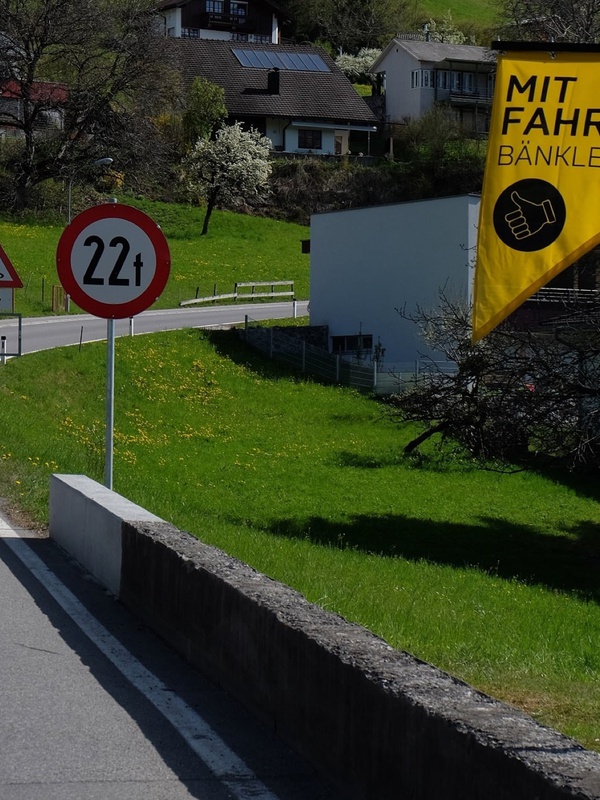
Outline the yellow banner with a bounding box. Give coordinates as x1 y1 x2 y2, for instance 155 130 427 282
473 48 600 341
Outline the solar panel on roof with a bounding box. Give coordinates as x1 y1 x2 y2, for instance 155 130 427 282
278 53 296 69
232 48 330 72
255 51 273 67
305 53 329 71
287 53 305 70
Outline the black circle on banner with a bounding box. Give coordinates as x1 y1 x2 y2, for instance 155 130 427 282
493 179 566 252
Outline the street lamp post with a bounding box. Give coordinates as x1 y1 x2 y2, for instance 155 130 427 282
67 157 113 223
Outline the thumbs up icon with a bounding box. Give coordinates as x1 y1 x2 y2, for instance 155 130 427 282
505 191 557 240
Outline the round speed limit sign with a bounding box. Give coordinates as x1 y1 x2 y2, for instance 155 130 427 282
56 203 171 319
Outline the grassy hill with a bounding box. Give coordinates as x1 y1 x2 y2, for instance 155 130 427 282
419 0 500 30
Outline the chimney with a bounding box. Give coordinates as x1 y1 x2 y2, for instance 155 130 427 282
268 67 280 95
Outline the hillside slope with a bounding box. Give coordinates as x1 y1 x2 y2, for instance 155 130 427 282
419 0 499 29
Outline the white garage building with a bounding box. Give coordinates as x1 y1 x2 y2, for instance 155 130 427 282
309 194 480 377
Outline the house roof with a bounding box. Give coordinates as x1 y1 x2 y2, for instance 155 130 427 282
372 39 495 71
172 39 378 125
0 80 69 104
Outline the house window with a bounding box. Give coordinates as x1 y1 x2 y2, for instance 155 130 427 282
451 71 475 93
298 128 322 149
230 1 247 19
205 0 223 12
232 32 248 41
412 69 435 89
331 334 373 355
436 70 449 90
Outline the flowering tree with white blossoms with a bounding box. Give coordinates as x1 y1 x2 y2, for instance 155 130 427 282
335 48 381 84
184 122 272 236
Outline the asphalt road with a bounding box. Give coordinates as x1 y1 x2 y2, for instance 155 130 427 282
0 300 309 356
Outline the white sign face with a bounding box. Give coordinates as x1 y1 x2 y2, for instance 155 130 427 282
56 204 170 319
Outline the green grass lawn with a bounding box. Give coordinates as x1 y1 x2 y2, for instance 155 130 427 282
0 200 309 316
1 327 599 751
419 0 500 27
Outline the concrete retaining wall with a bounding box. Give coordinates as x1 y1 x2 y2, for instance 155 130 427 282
49 474 600 800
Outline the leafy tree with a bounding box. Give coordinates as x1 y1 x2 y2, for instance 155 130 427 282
399 105 468 166
0 0 174 210
500 0 600 42
279 0 412 52
390 290 600 472
182 77 227 149
184 122 272 236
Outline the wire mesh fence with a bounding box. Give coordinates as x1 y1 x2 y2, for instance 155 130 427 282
241 317 455 395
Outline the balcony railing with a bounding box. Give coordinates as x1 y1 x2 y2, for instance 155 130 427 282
436 88 494 105
199 11 254 29
528 287 600 304
181 27 271 42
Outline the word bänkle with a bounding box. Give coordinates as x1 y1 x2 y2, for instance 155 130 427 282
497 143 600 167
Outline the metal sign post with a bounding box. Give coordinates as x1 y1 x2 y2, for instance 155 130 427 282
105 319 115 489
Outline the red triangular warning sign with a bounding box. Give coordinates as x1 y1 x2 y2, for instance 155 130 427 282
0 243 23 288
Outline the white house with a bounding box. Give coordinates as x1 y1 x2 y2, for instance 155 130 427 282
371 38 495 133
309 195 480 371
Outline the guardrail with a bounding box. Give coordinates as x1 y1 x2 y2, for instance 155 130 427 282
180 281 294 307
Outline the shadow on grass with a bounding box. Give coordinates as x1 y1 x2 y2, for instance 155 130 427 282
534 463 600 506
206 328 328 384
264 513 600 603
204 332 600 602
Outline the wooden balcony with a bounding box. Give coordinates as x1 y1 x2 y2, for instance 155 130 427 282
436 88 494 106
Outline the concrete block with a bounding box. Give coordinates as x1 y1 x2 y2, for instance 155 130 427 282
49 474 162 595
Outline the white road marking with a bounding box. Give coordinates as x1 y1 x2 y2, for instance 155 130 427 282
0 516 281 800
